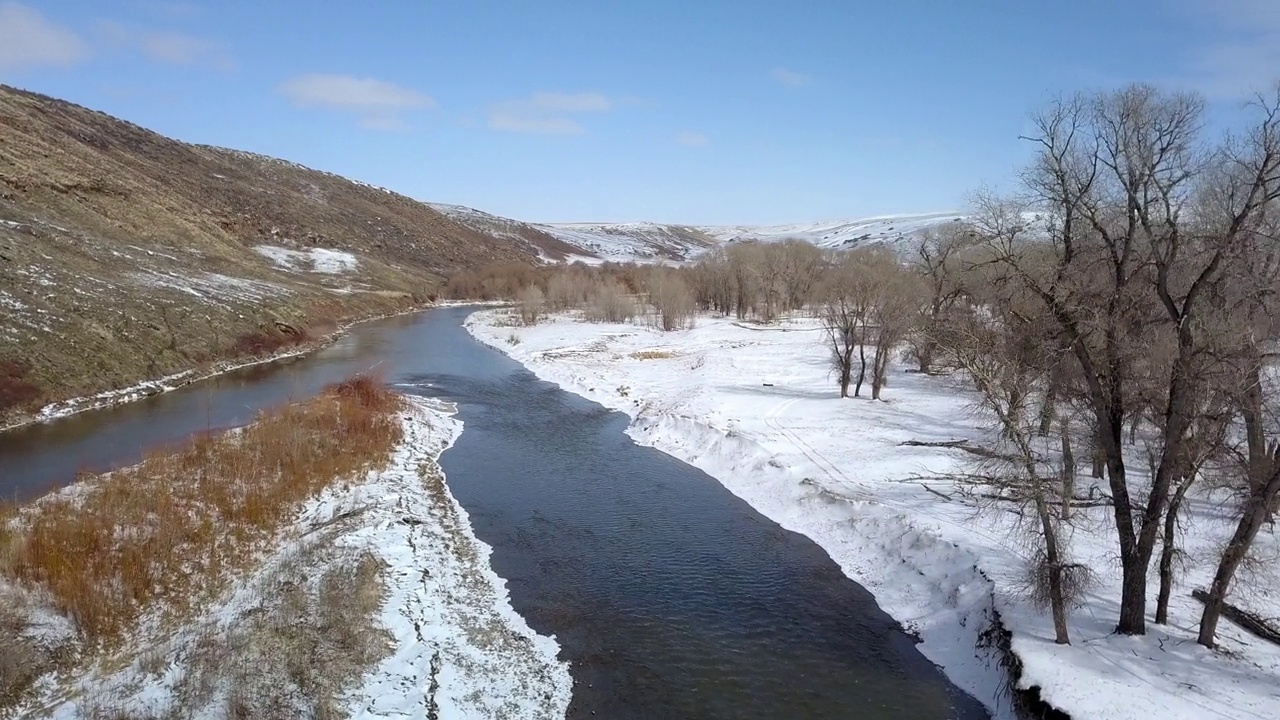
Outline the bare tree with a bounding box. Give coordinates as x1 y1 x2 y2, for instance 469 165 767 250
516 285 544 326
647 271 696 331
820 252 868 398
585 279 636 323
909 226 974 373
940 305 1091 645
867 259 924 400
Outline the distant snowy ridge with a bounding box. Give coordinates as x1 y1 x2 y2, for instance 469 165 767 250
537 221 719 262
431 204 967 263
702 212 968 251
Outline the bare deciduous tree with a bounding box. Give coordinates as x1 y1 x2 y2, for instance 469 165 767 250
516 285 544 326
647 271 696 331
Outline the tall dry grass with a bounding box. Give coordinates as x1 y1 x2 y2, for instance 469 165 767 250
0 375 403 648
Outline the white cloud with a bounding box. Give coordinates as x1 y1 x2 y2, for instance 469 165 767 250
142 31 232 69
279 74 435 111
769 67 812 87
676 131 708 147
97 21 233 70
0 2 89 72
489 91 612 135
278 74 435 130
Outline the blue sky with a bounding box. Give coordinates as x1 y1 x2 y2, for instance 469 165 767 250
1 1 1276 225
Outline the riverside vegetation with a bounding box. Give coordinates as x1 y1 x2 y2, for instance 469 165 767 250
0 376 403 715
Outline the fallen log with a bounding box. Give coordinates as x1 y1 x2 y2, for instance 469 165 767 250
1192 589 1280 646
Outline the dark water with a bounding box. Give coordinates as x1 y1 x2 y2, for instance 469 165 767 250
1 307 989 719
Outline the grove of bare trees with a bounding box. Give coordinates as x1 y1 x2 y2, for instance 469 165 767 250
948 82 1280 645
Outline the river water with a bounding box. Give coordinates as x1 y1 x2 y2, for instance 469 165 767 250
0 307 990 719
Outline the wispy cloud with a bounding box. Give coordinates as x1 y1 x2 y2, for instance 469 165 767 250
1175 0 1280 100
489 92 612 135
676 131 708 147
278 73 436 131
769 67 812 87
0 2 89 72
98 20 233 70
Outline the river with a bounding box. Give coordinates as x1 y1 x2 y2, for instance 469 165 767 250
0 307 990 719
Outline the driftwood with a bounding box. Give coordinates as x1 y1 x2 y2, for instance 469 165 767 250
900 439 970 448
898 438 1018 462
919 483 955 501
1192 589 1280 646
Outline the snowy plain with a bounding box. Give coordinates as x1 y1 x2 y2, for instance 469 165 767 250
13 397 572 720
468 309 1280 720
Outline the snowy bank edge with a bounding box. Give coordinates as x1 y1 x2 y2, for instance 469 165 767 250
348 395 573 718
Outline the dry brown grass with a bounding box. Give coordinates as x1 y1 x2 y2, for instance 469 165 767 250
629 349 677 360
168 546 390 720
0 374 403 650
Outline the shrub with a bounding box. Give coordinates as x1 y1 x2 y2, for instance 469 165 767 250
0 374 403 647
0 360 41 413
517 286 544 326
585 280 635 323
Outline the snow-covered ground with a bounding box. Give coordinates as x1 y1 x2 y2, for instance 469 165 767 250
468 310 1280 720
16 396 571 720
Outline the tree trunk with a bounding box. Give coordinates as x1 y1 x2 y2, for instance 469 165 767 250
917 338 934 374
1060 428 1075 522
1038 382 1057 437
871 345 889 400
1155 475 1193 625
1097 403 1145 636
1200 362 1280 647
1198 483 1277 646
1036 493 1071 645
1090 423 1106 479
854 342 867 398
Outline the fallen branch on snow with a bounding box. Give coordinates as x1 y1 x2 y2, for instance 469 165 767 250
1191 589 1280 646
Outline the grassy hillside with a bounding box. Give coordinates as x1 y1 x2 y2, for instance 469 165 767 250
0 84 548 421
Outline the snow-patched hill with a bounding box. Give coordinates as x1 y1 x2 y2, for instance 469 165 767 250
539 222 720 262
429 203 719 263
431 204 968 263
703 212 968 250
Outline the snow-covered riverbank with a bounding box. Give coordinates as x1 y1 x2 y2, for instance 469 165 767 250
468 309 1280 720
14 396 571 720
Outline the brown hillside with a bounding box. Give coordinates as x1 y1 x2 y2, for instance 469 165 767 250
0 84 536 420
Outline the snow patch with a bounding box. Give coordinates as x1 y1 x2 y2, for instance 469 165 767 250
254 245 359 274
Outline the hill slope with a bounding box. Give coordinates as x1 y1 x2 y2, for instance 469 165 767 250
427 203 719 263
0 85 542 421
